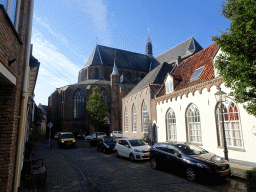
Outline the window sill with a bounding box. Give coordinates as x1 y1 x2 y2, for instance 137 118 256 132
217 146 246 152
132 132 137 133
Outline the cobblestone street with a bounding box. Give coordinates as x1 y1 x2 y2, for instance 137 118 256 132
22 139 247 192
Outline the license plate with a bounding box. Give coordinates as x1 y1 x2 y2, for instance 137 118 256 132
144 153 149 157
221 170 230 176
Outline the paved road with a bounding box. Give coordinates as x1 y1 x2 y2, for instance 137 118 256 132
23 139 247 192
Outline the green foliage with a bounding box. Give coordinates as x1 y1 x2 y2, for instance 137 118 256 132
246 167 256 192
212 0 256 116
86 87 107 138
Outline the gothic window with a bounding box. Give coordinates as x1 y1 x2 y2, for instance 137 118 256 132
186 104 202 143
101 88 108 107
74 90 85 119
142 100 149 133
166 108 176 141
132 105 137 132
125 108 128 132
95 68 99 78
216 100 243 148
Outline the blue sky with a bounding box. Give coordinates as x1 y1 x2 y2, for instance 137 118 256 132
32 0 230 106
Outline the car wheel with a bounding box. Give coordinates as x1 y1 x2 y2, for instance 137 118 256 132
129 154 135 162
186 167 196 181
115 150 119 158
150 158 158 170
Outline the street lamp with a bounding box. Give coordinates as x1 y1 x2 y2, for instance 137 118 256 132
214 88 228 161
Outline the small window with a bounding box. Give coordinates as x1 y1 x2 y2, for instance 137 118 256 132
190 66 204 81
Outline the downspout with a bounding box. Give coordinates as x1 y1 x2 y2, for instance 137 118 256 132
13 0 35 191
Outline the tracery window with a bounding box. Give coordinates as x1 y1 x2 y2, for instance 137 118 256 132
216 100 243 148
101 88 108 107
142 100 149 133
166 108 176 141
186 104 202 143
132 105 137 132
125 108 128 132
74 90 85 119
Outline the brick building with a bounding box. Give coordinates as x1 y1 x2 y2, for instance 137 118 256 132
0 1 37 191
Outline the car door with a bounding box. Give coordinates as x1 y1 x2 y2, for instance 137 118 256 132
122 140 130 157
117 140 124 156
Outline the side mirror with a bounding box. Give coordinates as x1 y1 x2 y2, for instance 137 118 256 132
125 145 130 148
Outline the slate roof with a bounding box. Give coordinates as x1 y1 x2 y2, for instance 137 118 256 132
171 43 219 91
127 62 175 96
85 45 152 72
74 79 110 85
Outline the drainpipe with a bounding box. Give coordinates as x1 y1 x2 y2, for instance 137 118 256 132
13 0 35 191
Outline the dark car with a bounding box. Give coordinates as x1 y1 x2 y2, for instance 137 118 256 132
96 136 116 153
149 142 231 181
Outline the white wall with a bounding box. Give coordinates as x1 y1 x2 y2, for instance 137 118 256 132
156 83 256 165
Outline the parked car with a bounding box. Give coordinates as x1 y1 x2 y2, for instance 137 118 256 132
57 132 76 148
54 132 59 140
110 131 123 138
84 132 107 141
96 136 116 153
78 132 86 138
149 142 231 181
115 138 151 161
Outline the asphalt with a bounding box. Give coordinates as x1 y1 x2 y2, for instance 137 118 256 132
18 140 254 191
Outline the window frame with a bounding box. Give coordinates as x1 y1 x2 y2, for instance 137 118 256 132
141 100 149 133
190 66 205 82
73 89 85 119
124 108 128 132
132 104 137 133
166 108 176 141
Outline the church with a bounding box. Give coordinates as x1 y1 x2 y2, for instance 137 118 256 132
48 36 203 137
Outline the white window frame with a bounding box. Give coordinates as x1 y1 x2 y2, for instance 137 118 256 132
125 108 128 132
132 105 137 133
142 100 149 133
216 99 243 148
165 75 173 94
186 104 202 144
190 66 205 81
166 108 176 141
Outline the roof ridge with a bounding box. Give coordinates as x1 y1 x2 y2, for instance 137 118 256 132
96 45 104 65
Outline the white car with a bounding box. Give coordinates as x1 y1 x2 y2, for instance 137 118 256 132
110 131 123 138
84 132 107 141
114 138 151 161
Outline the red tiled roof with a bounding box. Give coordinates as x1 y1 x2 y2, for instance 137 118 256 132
172 43 219 91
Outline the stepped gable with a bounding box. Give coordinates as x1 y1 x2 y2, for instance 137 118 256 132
85 45 152 72
172 43 218 91
127 62 175 96
152 37 203 70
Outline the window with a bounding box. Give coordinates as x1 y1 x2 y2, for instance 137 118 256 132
190 66 204 81
186 104 202 143
101 88 108 107
1 0 18 25
142 100 149 133
216 100 243 148
132 105 137 132
95 68 99 78
166 108 176 141
165 76 173 94
74 90 85 119
125 108 128 132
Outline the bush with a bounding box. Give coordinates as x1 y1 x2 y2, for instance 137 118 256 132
246 167 256 192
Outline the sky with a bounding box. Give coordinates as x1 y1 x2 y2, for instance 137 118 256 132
32 0 230 106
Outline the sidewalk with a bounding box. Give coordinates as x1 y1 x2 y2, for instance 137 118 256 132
230 162 254 179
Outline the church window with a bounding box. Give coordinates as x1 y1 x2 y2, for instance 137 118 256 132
101 88 108 107
186 104 202 143
95 68 99 78
125 108 128 132
166 108 176 141
216 100 243 148
142 100 149 133
74 90 85 119
132 105 137 132
190 66 204 81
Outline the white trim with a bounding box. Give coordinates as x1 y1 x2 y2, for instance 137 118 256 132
0 61 16 85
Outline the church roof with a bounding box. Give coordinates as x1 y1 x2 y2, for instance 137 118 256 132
75 79 110 85
127 62 175 96
85 45 152 72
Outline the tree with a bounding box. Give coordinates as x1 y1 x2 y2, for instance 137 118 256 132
86 87 107 139
212 0 256 116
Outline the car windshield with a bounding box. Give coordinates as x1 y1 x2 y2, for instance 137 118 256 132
128 139 145 146
104 137 115 143
175 144 208 155
61 134 74 138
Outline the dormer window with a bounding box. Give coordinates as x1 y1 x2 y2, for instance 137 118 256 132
165 75 173 94
190 66 204 81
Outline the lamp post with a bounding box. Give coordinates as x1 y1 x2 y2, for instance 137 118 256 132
215 88 228 161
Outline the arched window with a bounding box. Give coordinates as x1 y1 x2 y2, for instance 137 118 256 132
95 68 99 78
142 100 149 133
166 108 176 141
101 88 108 107
132 105 137 132
216 100 243 148
186 104 202 143
74 90 85 119
125 108 128 132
